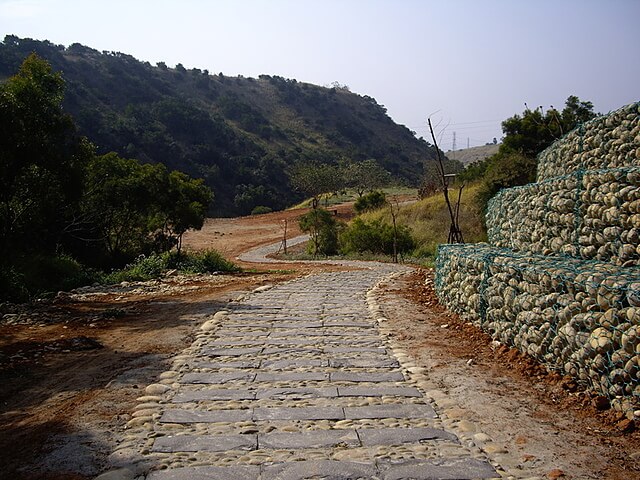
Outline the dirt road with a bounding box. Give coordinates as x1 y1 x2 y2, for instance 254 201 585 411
0 206 638 479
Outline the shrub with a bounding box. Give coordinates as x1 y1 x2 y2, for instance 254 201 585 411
1 254 101 301
250 206 273 215
167 250 240 273
340 218 414 256
105 253 167 283
299 208 341 256
105 249 240 283
354 190 386 214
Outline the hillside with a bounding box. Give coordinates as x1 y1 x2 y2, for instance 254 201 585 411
0 35 453 215
446 144 499 165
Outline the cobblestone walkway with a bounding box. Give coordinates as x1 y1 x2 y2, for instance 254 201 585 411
109 260 500 480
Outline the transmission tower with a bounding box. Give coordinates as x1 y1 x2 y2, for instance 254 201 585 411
452 131 457 152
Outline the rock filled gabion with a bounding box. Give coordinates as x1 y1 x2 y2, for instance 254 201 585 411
436 101 640 414
436 244 640 411
537 102 640 181
487 166 640 266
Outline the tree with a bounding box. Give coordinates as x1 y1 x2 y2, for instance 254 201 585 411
83 153 213 261
343 159 391 197
354 190 386 214
158 171 213 253
501 95 597 157
82 153 163 261
428 118 464 243
299 208 340 257
0 54 93 261
289 163 342 209
466 95 597 214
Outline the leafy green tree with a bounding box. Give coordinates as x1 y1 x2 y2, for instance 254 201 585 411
289 163 342 209
298 208 340 257
501 95 597 157
343 159 391 197
0 53 93 261
158 170 213 253
354 190 386 214
82 153 163 261
464 95 597 213
83 153 213 261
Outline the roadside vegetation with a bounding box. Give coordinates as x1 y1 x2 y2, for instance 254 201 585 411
0 55 222 301
458 95 598 214
288 96 598 265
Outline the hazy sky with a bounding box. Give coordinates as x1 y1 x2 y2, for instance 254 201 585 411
1 0 638 148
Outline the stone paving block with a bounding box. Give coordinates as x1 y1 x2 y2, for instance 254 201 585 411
255 372 329 382
261 460 376 480
258 429 360 449
209 339 265 346
337 386 422 397
330 358 399 368
261 347 323 355
358 427 457 446
344 404 436 420
213 330 270 337
152 434 257 452
160 408 253 424
323 321 375 328
190 360 261 369
323 346 386 354
171 389 256 402
180 372 256 384
261 358 328 368
254 387 339 399
203 347 262 356
271 321 323 329
253 406 344 421
221 323 272 328
324 338 380 345
146 465 260 480
268 329 326 338
264 338 319 346
377 458 497 479
330 371 405 382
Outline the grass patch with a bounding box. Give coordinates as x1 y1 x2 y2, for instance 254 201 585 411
104 249 241 284
359 182 486 260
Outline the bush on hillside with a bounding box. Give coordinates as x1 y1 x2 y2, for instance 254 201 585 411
251 206 273 215
299 208 341 256
354 190 386 214
340 218 414 256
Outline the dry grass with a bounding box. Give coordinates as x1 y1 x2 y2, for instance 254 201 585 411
359 182 487 259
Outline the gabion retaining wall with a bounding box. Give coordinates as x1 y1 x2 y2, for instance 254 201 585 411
537 102 640 181
435 101 640 413
487 166 640 266
436 244 640 412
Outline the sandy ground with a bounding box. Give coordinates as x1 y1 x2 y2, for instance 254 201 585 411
0 206 638 479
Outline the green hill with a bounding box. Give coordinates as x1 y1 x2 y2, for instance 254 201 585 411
0 35 452 215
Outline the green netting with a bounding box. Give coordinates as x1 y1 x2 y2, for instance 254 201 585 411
487 165 640 266
536 101 640 181
436 244 640 412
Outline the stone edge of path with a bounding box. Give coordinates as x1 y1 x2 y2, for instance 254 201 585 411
96 266 515 480
366 271 536 480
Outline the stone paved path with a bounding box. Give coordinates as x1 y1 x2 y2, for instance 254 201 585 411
108 253 500 479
